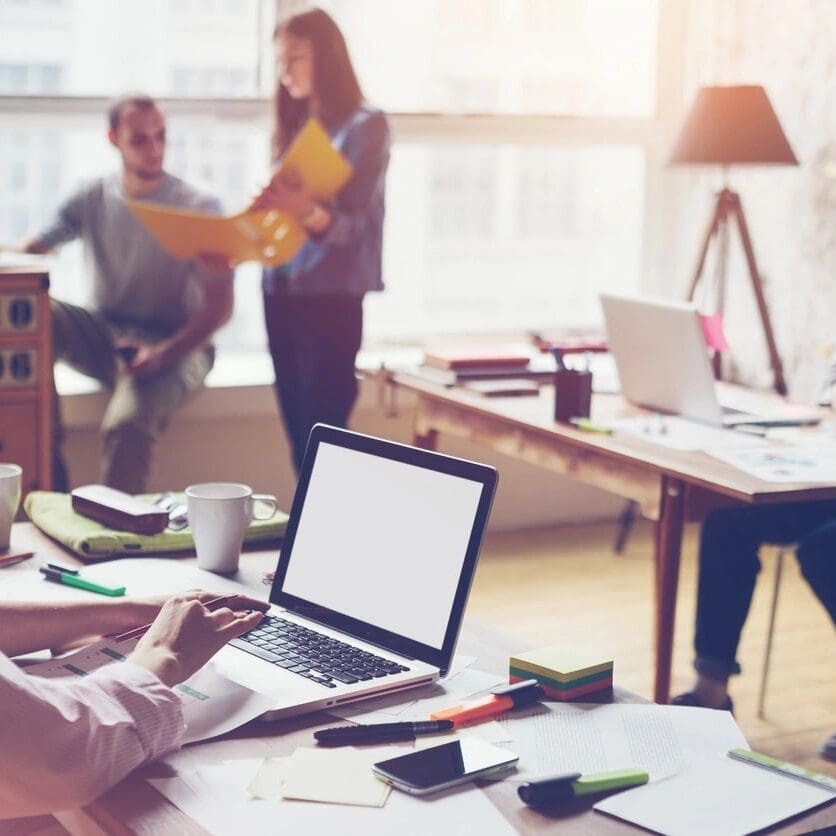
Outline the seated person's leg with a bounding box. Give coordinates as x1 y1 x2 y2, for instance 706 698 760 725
50 300 117 491
100 346 212 494
795 517 836 625
678 501 836 709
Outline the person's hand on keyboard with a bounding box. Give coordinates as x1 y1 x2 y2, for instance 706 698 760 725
128 592 268 686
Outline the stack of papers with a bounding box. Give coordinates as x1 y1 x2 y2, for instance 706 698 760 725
495 702 747 781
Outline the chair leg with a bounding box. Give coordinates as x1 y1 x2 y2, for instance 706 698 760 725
758 548 786 720
613 500 639 555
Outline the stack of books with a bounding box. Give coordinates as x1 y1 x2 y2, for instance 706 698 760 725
406 345 556 387
509 645 614 700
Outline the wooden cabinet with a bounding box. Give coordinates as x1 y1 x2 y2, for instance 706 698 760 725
0 266 52 494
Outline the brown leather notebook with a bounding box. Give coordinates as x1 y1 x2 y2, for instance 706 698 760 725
71 485 169 535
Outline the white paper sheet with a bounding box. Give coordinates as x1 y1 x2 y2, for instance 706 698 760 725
0 557 262 603
594 754 835 836
498 702 747 781
412 720 514 750
149 758 517 835
25 637 275 745
613 416 762 451
707 440 836 483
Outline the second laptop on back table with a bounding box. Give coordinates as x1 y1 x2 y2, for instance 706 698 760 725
600 293 822 428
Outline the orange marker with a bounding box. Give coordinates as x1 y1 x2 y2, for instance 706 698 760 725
431 679 543 727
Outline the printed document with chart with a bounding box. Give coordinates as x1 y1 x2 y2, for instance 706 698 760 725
128 118 353 266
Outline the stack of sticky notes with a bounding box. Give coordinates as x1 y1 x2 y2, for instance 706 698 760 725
509 645 613 700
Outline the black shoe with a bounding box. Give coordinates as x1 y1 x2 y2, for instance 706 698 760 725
820 733 836 762
671 690 734 713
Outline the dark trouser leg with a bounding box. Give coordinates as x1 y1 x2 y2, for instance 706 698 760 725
264 291 307 473
50 300 117 491
694 500 836 679
263 290 363 473
796 520 836 625
100 346 211 494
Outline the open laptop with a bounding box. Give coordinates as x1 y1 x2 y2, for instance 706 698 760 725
600 293 821 428
213 424 498 721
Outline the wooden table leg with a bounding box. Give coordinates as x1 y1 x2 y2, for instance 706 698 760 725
412 401 440 450
413 427 439 450
653 475 686 704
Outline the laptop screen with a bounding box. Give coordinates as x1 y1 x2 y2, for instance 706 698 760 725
271 425 497 673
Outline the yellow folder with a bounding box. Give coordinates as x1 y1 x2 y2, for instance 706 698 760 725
127 119 353 267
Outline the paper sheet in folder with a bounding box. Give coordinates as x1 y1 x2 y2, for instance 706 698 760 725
128 118 353 267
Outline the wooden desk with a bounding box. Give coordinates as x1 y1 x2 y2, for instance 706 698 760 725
4 523 833 836
388 374 836 705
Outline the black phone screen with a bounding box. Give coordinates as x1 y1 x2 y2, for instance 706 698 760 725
373 739 516 790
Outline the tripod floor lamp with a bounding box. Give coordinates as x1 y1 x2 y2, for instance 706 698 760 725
669 85 798 395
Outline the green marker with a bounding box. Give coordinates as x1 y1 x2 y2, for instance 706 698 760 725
569 417 614 435
518 768 648 806
40 567 126 597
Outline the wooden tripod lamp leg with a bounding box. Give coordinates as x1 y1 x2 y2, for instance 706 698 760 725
687 193 724 301
730 194 788 396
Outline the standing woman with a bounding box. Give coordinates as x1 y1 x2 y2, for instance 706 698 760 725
253 7 390 473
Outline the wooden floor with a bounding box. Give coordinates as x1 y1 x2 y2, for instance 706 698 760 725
468 519 836 777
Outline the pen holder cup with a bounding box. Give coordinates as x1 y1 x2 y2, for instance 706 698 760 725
553 369 592 423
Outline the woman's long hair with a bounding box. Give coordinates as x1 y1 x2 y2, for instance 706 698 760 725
273 7 363 158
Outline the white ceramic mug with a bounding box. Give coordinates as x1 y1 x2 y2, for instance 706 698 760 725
0 464 23 551
185 483 277 574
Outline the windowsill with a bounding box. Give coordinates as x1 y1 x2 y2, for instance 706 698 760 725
55 346 428 430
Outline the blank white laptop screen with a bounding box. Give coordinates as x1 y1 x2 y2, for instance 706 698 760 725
281 442 484 649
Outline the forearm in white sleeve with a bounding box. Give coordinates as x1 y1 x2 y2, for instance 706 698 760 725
0 656 184 820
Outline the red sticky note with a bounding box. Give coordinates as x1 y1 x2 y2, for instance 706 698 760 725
699 313 730 352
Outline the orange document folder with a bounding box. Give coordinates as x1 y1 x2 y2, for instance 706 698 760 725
127 119 352 267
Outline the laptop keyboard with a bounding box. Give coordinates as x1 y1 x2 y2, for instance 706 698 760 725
229 615 411 689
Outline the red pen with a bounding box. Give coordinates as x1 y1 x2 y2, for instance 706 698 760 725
0 551 35 569
112 595 233 642
431 679 543 727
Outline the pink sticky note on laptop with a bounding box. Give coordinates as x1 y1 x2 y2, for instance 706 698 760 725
699 313 730 352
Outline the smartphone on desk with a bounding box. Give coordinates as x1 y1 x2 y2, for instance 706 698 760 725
372 739 518 796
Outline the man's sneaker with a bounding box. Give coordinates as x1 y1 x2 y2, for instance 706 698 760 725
819 733 836 762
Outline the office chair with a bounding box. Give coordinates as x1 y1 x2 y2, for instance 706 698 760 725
758 545 789 719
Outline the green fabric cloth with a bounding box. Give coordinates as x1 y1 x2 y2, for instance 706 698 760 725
24 491 289 561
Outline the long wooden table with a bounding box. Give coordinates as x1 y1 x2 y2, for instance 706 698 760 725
387 373 836 705
4 524 834 835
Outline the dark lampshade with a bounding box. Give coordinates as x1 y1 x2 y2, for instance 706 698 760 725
669 85 798 166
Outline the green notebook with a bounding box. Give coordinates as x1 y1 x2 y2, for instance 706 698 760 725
24 491 289 561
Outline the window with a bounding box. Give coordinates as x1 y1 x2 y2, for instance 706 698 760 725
1 0 666 355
